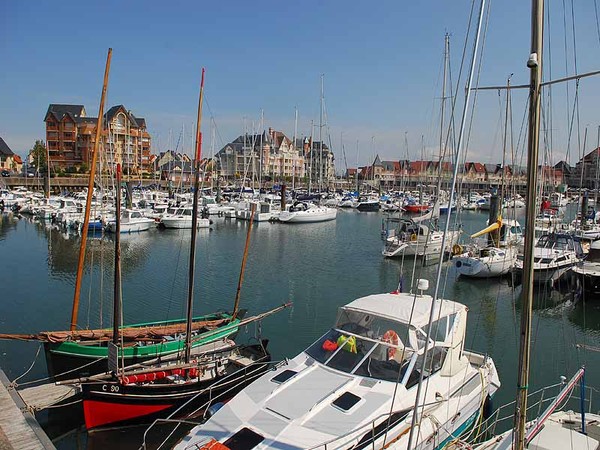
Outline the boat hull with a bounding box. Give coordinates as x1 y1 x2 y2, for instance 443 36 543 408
454 249 516 278
106 219 154 233
356 202 380 211
45 312 244 380
278 208 337 223
82 344 271 429
160 217 210 229
404 204 429 213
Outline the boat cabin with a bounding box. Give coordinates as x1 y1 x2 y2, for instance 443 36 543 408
305 292 468 388
535 233 583 258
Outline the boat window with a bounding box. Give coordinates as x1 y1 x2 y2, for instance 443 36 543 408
406 346 449 387
271 369 297 384
223 427 265 449
332 392 361 412
183 209 193 216
131 212 142 218
335 309 411 345
353 344 412 382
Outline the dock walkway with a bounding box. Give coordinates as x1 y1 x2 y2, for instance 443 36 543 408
0 370 55 450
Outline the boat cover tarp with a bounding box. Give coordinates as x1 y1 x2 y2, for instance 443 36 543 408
0 318 229 343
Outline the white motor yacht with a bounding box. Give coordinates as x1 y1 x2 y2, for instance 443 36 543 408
572 239 600 296
383 219 460 258
279 202 337 223
160 207 210 229
514 233 583 284
174 287 500 450
105 209 155 233
235 201 274 222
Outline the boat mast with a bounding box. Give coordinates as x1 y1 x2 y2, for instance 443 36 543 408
293 107 298 192
515 0 544 448
70 48 112 331
319 74 324 193
232 203 256 320
184 68 206 365
110 163 122 372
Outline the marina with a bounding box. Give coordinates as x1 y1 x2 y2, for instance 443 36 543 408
0 203 599 448
3 0 600 448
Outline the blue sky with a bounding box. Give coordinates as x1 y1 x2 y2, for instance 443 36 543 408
2 1 600 170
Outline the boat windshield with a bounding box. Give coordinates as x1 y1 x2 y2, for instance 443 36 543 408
305 310 417 383
537 235 572 251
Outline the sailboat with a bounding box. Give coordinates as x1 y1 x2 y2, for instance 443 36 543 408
77 70 280 430
453 216 522 278
0 51 242 381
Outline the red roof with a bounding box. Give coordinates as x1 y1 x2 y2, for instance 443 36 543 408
473 163 485 173
410 161 428 173
13 155 22 164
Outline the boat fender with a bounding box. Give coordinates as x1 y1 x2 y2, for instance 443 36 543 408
382 330 400 359
206 402 225 419
455 260 462 268
452 244 463 256
483 394 493 420
410 233 417 242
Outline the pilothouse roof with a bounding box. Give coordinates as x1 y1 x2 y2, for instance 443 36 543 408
342 292 466 329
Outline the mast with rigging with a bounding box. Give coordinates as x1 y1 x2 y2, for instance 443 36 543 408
514 0 544 448
70 48 112 331
184 68 206 365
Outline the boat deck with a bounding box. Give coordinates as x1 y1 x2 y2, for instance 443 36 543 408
0 370 55 449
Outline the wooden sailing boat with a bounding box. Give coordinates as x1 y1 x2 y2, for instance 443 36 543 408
0 51 243 381
78 69 284 430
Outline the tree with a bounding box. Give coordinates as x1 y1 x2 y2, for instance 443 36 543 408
28 140 47 174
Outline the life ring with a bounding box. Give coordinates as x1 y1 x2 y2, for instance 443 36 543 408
410 233 417 242
382 330 400 359
452 244 463 255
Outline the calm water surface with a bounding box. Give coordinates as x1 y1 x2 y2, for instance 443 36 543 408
0 208 599 449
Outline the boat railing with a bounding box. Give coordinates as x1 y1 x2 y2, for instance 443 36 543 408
470 370 598 444
140 358 290 450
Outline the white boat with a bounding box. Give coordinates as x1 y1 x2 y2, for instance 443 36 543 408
471 368 600 450
235 201 274 222
202 196 235 216
278 202 337 223
572 239 600 296
160 207 211 229
454 246 517 278
454 219 523 278
383 219 461 258
354 196 380 211
174 287 500 450
514 233 583 284
105 209 155 233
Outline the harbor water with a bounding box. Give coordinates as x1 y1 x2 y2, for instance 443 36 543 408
0 207 599 448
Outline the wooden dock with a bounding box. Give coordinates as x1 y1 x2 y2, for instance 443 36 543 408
0 370 56 450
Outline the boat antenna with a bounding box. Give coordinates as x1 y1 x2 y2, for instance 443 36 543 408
70 48 112 331
514 0 544 448
232 203 256 320
184 68 205 366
